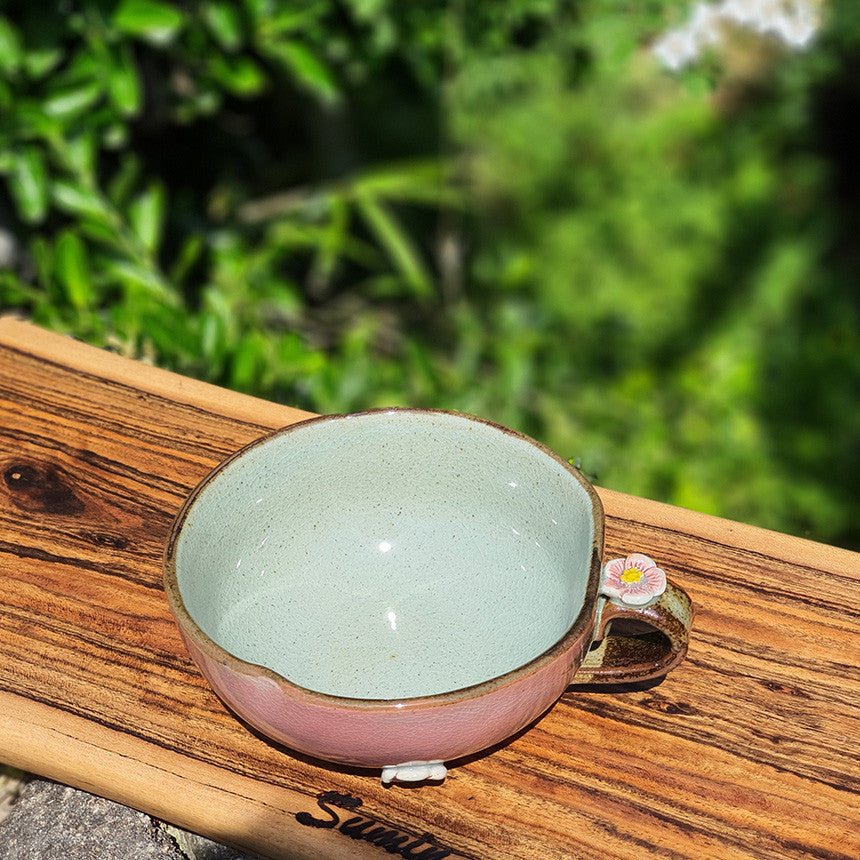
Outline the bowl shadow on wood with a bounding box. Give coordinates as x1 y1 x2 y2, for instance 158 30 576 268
564 675 667 694
218 671 669 785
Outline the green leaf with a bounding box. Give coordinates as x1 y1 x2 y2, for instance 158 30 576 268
309 196 349 294
344 0 386 23
54 230 93 310
0 17 22 76
230 332 268 391
129 183 165 255
13 100 63 139
355 192 433 299
168 234 204 286
43 83 103 119
200 309 226 366
267 41 338 102
108 45 142 117
52 180 114 226
107 154 141 206
19 16 65 80
30 237 53 290
9 146 49 224
78 219 125 248
207 55 266 96
113 0 185 45
22 45 64 79
241 0 270 22
63 133 98 180
203 1 244 51
353 160 460 206
103 258 177 305
254 3 325 38
0 271 40 306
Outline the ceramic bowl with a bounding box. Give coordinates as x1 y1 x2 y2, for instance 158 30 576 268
164 408 692 783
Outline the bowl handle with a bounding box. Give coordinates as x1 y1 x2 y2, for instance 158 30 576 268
574 554 693 685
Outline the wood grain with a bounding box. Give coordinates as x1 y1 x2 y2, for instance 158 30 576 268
0 316 857 860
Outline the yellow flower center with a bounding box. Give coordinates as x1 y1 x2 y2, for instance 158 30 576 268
621 567 644 584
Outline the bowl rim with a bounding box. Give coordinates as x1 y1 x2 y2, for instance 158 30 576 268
163 407 605 710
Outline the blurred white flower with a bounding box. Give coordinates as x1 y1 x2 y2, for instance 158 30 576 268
690 2 724 46
771 8 819 47
653 0 820 71
750 0 786 30
653 26 700 70
759 0 820 47
717 0 766 27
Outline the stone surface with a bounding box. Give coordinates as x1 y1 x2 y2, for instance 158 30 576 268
0 768 24 827
0 778 258 860
162 825 260 860
0 779 181 859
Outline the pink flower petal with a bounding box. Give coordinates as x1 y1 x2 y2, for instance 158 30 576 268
604 557 627 578
626 553 656 571
643 567 666 590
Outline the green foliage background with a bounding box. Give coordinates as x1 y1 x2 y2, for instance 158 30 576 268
1 0 857 549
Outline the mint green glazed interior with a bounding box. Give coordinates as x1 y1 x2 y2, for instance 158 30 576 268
174 410 597 700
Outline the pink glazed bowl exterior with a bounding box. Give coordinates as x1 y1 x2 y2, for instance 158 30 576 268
163 409 606 769
168 568 601 768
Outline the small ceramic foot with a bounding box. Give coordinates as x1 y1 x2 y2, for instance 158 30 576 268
381 761 447 785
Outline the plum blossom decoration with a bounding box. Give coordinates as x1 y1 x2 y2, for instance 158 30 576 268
601 553 667 606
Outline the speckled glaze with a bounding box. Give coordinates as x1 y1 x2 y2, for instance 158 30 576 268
164 409 691 778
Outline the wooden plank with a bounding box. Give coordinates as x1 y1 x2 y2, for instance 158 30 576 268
0 315 857 860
